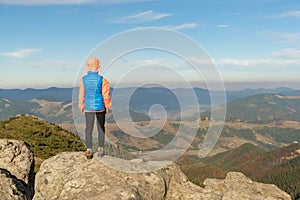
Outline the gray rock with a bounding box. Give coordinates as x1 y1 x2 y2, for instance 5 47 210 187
0 139 35 199
0 138 291 200
0 168 28 200
33 152 291 200
203 172 291 200
34 152 177 200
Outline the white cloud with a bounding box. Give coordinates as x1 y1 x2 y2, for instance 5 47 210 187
216 58 300 67
114 10 172 24
130 58 166 66
217 24 229 28
276 32 300 43
164 23 198 30
262 31 300 44
0 48 42 58
100 0 150 3
164 23 229 31
0 0 94 5
27 59 79 71
273 48 300 59
188 56 214 65
274 10 300 18
0 0 150 5
213 57 300 83
217 58 271 66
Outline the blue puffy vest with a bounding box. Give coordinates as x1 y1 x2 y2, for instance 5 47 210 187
82 71 104 111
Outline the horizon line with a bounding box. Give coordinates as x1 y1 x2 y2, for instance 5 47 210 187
1 81 300 91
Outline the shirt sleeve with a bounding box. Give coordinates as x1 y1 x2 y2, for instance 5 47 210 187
102 78 111 109
78 78 85 111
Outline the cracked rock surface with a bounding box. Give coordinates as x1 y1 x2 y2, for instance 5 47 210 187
0 139 35 200
33 152 291 200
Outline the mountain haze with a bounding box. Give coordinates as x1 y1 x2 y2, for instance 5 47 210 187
203 94 300 122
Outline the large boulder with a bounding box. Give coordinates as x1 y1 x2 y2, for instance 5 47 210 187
33 152 193 200
33 152 291 200
0 168 29 200
0 139 35 199
203 172 291 200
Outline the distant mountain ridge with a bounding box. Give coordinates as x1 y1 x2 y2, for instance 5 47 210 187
1 86 300 125
227 87 300 101
0 98 38 121
217 93 300 122
0 97 73 123
1 86 300 104
0 87 72 102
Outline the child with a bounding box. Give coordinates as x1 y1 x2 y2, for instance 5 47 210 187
78 57 111 159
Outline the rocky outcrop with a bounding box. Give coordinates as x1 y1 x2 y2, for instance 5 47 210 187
33 152 188 200
0 139 292 200
203 172 292 200
33 151 291 200
0 168 29 200
0 139 35 199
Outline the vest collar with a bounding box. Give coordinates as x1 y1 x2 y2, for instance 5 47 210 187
87 71 98 75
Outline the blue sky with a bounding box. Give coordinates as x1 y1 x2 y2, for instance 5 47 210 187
0 0 300 89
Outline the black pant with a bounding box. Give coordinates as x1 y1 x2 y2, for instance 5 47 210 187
85 112 105 149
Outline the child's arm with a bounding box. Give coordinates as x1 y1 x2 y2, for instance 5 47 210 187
102 78 111 112
78 78 85 113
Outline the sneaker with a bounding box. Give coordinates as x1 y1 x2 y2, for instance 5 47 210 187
85 149 93 159
97 147 105 157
